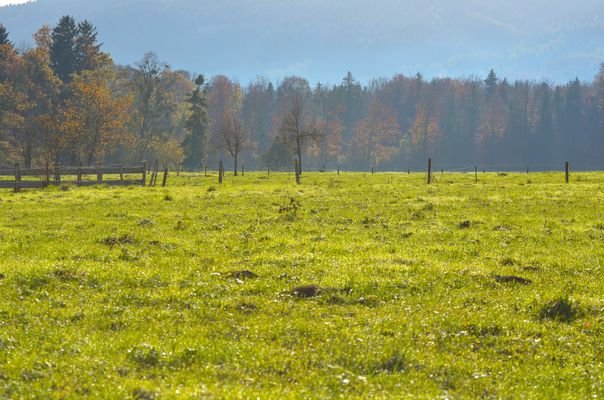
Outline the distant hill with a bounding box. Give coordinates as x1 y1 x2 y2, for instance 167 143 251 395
1 0 603 84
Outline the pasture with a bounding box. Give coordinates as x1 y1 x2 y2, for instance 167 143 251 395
0 171 602 399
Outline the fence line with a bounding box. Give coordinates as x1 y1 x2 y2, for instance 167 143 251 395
0 163 147 192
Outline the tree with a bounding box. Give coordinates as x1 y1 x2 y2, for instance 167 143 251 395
183 75 209 169
75 20 102 73
60 74 133 165
50 16 78 83
312 84 344 167
279 92 321 174
17 47 61 167
0 24 13 47
33 25 52 51
242 78 274 162
130 52 170 140
485 69 498 99
207 75 241 163
354 98 400 168
408 105 439 159
221 112 247 175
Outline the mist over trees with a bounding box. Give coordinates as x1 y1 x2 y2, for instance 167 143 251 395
1 18 604 171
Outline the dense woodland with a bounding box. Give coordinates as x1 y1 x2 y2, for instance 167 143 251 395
1 17 603 172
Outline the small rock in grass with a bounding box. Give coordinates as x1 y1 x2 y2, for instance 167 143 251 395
292 285 321 298
494 275 532 285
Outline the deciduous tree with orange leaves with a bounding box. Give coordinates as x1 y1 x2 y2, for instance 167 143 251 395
60 74 133 166
408 105 440 158
353 98 400 169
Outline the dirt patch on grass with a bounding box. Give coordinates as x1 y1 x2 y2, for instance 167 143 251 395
494 275 532 285
229 270 259 280
101 234 136 247
539 298 580 322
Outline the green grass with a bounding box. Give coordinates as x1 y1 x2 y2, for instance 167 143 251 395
0 171 603 399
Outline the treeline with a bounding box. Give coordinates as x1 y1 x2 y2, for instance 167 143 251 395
1 17 604 172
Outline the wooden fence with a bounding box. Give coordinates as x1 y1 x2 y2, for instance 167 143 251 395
0 163 147 192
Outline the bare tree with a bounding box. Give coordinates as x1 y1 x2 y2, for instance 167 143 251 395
221 113 247 176
279 93 322 174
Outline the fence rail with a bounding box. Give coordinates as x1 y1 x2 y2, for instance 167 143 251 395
0 163 147 192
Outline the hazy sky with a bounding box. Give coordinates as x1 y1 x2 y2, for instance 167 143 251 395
1 0 603 83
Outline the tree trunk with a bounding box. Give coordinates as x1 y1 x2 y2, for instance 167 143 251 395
234 154 238 176
296 136 303 175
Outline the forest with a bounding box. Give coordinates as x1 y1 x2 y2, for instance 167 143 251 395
1 16 603 172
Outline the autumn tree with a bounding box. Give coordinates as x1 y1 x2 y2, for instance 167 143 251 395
130 52 169 139
221 112 247 175
207 75 242 163
408 105 441 159
33 25 52 51
279 92 321 174
183 75 209 169
17 47 61 167
311 83 343 167
60 74 133 165
354 98 400 168
242 78 274 161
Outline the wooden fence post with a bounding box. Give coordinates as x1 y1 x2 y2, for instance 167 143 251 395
475 166 478 184
77 165 82 186
142 161 147 186
54 163 61 184
96 163 103 184
96 164 103 185
337 165 340 175
45 162 50 186
204 165 207 177
427 158 432 184
14 164 20 193
565 161 569 184
120 165 124 185
242 164 245 177
162 167 168 187
295 159 301 185
219 161 223 184
149 160 159 187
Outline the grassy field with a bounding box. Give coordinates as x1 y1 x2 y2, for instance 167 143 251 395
0 171 603 399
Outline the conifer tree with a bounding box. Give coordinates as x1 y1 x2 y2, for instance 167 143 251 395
485 69 498 99
75 20 102 73
183 75 209 169
50 16 78 82
0 24 13 47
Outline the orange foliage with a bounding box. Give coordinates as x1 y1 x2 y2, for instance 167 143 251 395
353 99 400 168
60 75 134 165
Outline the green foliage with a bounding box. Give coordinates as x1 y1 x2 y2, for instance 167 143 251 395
183 74 209 169
0 24 12 47
50 15 78 83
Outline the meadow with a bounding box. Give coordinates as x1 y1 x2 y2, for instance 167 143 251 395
0 171 602 399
